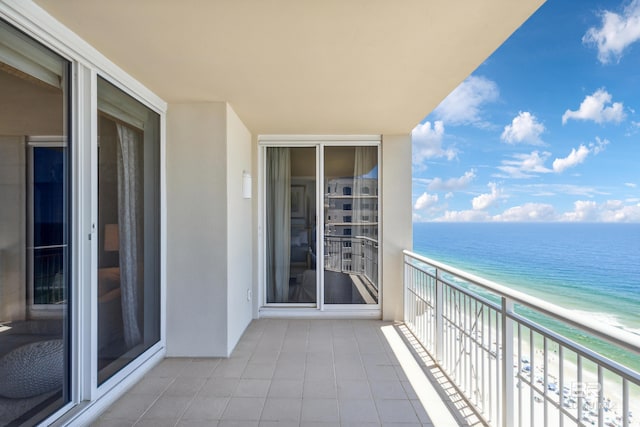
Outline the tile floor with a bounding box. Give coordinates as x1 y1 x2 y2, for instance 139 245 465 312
94 319 473 427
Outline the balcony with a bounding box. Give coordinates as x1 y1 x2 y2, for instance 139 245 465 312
96 251 640 427
95 319 474 426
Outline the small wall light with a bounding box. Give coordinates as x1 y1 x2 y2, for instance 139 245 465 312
242 171 252 199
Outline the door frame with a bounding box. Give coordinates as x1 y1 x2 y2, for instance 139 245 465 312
258 135 382 318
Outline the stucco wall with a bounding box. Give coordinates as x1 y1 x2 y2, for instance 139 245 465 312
381 134 412 321
225 104 253 354
166 103 229 357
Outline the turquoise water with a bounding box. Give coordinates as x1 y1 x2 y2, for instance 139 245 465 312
413 222 640 370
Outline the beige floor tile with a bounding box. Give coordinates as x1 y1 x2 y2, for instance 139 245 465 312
180 396 228 421
336 380 371 399
234 379 271 397
369 380 407 400
338 398 379 423
179 359 220 378
268 379 304 398
375 399 420 423
142 396 192 420
241 362 276 379
300 398 339 423
303 379 338 399
221 397 265 421
163 377 206 397
101 394 158 420
260 397 302 422
197 378 239 397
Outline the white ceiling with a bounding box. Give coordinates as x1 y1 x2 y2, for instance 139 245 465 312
34 0 545 135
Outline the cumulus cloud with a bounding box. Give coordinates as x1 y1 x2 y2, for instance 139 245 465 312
472 182 502 210
501 111 545 145
427 170 476 192
428 199 640 223
433 210 491 222
493 203 557 222
414 192 439 210
625 182 637 188
562 200 640 222
552 145 590 172
433 75 499 127
412 121 456 166
562 89 626 125
583 0 640 64
496 151 552 178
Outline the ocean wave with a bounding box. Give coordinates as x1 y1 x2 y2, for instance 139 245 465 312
569 309 640 336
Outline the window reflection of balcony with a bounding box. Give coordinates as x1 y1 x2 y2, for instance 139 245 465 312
324 235 378 303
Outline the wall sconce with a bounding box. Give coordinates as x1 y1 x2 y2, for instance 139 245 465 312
242 170 252 199
104 224 119 251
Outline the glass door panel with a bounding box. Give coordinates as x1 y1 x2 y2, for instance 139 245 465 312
0 19 70 426
323 146 378 305
97 77 160 384
265 147 317 303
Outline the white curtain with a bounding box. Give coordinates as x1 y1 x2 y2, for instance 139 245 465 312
116 123 142 348
353 146 377 239
266 148 291 303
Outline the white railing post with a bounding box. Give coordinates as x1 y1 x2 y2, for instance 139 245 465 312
501 297 514 427
435 268 444 364
403 254 408 323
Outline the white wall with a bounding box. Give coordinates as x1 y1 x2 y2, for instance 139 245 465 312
225 104 253 354
381 134 412 321
166 103 229 357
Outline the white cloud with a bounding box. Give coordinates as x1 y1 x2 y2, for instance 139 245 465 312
445 192 454 199
412 121 456 165
433 210 491 222
562 89 626 125
625 182 637 188
426 199 640 223
501 111 545 145
428 170 476 191
552 145 590 173
493 203 558 222
472 182 502 210
589 136 610 154
562 200 640 222
583 0 640 64
414 192 439 210
496 151 552 178
433 75 499 127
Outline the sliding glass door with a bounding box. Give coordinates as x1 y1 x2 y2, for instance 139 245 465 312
265 147 317 304
263 141 379 310
323 146 378 305
96 77 160 384
0 19 70 426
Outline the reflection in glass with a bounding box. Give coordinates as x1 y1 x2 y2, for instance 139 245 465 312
0 19 70 426
97 77 160 384
324 146 378 304
266 147 317 303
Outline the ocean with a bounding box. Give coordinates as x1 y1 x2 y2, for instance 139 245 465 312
412 222 640 370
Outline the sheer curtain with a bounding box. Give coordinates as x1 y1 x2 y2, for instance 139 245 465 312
266 147 291 303
353 146 377 238
116 123 142 347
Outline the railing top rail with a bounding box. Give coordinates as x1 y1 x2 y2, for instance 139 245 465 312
403 249 640 355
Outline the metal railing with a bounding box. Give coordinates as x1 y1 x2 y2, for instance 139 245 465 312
325 236 378 288
403 250 640 427
33 245 66 304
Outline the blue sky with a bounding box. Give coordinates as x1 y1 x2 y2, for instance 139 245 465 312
412 0 640 222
